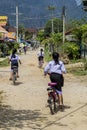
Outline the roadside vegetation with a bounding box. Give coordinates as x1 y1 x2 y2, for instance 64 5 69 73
36 18 87 76
0 18 87 76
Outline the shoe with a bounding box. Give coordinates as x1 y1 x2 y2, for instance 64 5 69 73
9 78 12 80
59 105 63 109
17 75 19 78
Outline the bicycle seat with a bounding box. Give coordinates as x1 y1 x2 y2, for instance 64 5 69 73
48 82 57 86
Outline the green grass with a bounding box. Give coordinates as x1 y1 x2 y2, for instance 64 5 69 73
0 58 9 67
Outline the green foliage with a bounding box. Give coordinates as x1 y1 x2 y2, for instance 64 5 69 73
25 30 32 40
18 24 25 38
44 47 52 62
61 42 80 60
0 58 9 67
44 18 63 37
51 33 62 45
37 29 45 42
83 58 87 70
67 67 87 76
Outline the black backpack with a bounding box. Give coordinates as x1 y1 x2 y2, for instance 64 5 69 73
11 54 18 66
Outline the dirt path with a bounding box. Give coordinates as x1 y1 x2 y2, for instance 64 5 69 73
0 49 87 130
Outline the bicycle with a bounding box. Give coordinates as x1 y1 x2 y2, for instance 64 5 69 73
47 82 59 115
12 66 18 85
39 59 44 68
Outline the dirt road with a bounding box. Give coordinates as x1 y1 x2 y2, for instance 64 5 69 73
0 49 87 130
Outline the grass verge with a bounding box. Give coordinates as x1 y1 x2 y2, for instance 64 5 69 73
0 58 9 67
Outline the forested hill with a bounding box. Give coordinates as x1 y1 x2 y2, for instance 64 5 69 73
0 0 85 28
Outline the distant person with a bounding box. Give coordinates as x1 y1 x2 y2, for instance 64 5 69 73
44 52 66 109
37 48 44 67
23 45 27 54
8 48 21 80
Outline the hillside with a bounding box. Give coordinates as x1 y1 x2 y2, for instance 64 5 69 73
0 0 85 28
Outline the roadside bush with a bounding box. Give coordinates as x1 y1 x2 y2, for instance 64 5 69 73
83 58 87 70
61 42 80 60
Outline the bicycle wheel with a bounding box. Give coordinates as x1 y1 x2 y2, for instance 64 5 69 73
13 73 16 85
48 95 56 114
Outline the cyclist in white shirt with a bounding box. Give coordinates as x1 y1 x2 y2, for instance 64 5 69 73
44 52 66 109
9 48 21 80
37 48 44 67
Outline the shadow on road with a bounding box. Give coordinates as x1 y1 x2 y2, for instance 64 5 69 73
0 104 47 130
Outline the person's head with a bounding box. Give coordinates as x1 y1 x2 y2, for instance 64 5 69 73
40 48 43 52
52 52 59 64
12 48 17 55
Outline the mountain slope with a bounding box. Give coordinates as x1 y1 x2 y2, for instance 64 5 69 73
0 0 85 28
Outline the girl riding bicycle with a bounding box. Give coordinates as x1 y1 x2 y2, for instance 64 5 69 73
37 48 44 67
44 52 66 109
9 48 21 80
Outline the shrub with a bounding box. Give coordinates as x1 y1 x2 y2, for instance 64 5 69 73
61 42 80 60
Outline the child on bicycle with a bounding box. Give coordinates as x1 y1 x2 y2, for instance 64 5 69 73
8 48 21 80
37 48 44 67
44 52 66 109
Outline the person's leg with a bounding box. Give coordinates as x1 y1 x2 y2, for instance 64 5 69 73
56 90 63 106
58 93 63 105
9 70 13 80
16 67 19 77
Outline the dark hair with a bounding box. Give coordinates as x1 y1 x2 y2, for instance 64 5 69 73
40 48 43 51
11 48 17 58
52 52 59 64
12 48 17 54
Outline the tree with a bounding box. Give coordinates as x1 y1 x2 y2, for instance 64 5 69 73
37 29 45 42
44 18 63 37
61 42 80 60
25 30 32 40
18 24 25 39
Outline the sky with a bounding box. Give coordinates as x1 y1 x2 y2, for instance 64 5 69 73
75 0 82 6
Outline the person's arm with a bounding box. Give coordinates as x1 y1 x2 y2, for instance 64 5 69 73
19 59 21 64
17 55 21 65
8 55 11 64
44 62 50 76
61 62 66 74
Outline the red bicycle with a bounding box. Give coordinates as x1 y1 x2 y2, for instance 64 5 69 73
47 82 59 114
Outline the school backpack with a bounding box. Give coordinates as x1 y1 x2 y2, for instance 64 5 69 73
11 54 18 66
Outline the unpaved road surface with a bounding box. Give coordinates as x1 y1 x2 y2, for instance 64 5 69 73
0 49 87 130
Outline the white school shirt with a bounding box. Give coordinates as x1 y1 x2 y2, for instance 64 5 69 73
9 54 20 62
44 60 66 74
37 51 44 57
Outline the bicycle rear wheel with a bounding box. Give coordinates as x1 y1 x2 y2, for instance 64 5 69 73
48 96 56 114
13 73 16 85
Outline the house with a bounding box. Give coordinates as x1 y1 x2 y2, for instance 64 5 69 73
65 30 77 42
27 28 38 39
0 16 16 41
0 26 8 41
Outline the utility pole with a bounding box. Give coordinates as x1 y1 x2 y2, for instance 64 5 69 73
62 6 66 44
48 5 55 34
52 9 54 34
16 5 19 42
